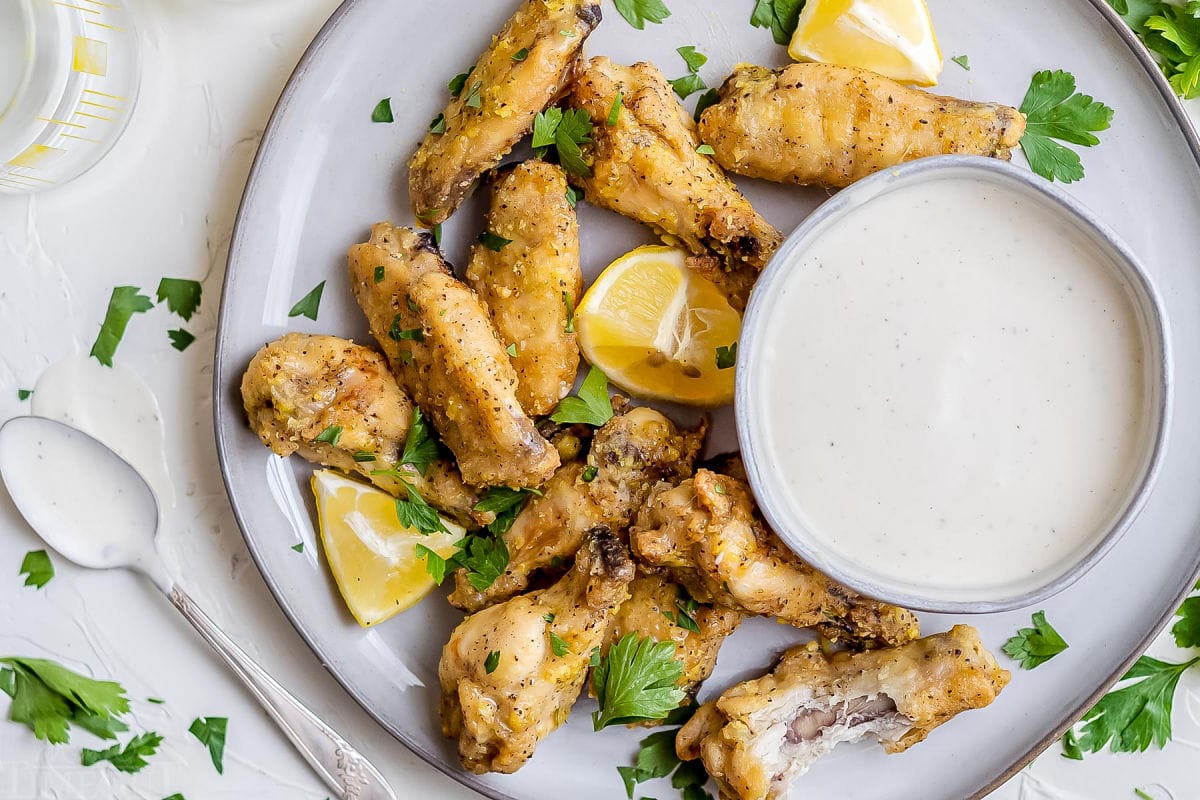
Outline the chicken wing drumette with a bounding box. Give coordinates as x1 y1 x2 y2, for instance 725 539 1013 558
676 626 1009 800
631 469 919 648
439 527 634 774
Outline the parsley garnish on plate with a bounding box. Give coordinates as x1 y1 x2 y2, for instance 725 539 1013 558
484 650 501 674
17 388 32 401
582 465 598 482
616 702 712 800
371 98 394 123
479 231 513 251
188 716 227 774
592 633 686 730
90 286 154 367
81 731 163 774
464 81 484 109
395 482 448 535
565 185 583 208
429 113 447 134
448 68 474 97
290 542 304 553
475 486 539 536
608 91 624 126
163 795 186 800
669 46 708 100
533 107 595 177
1003 610 1069 669
693 88 720 123
453 531 510 591
676 45 708 73
613 0 671 30
314 424 343 446
715 343 737 370
1068 654 1200 754
288 280 326 321
400 407 439 476
512 47 530 62
551 366 614 426
19 550 54 589
0 656 130 744
167 329 195 352
695 144 715 156
155 278 202 321
664 586 702 634
1018 70 1114 183
415 543 450 584
389 314 425 342
951 54 971 70
549 630 570 657
751 0 805 46
1107 1 1200 98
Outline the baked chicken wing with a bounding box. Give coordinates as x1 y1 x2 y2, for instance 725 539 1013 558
676 626 1010 800
408 0 602 226
348 223 559 489
631 469 919 648
699 63 1026 189
466 160 582 416
240 333 481 525
438 527 634 774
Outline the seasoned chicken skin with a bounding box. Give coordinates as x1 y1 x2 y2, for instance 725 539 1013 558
348 223 559 489
240 333 481 525
439 527 634 774
408 0 602 225
466 161 582 416
699 63 1027 189
676 626 1010 800
569 58 781 306
448 406 707 611
631 470 919 648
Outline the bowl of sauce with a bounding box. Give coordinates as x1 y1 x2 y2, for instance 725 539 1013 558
737 156 1171 613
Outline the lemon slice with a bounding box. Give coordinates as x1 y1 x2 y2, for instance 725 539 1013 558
789 0 943 86
311 470 463 627
576 245 741 407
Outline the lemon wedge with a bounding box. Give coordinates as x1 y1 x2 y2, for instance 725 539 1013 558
789 0 943 86
311 470 463 627
576 245 741 407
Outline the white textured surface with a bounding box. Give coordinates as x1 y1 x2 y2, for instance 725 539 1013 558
0 1 1196 798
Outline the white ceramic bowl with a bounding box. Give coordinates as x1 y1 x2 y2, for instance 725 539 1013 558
736 156 1172 614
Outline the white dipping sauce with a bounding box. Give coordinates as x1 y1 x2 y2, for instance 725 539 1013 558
758 176 1152 597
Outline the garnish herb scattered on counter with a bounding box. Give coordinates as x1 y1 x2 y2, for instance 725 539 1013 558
676 45 708 73
563 290 576 332
291 542 304 553
613 0 671 30
715 343 737 370
951 54 970 70
476 486 540 536
19 550 54 589
592 633 686 730
551 366 614 426
608 91 624 126
0 656 129 744
288 280 326 321
512 47 530 62
479 231 513 251
163 795 186 800
400 407 439 476
1134 790 1154 800
1018 70 1114 184
533 107 595 177
167 329 195 352
17 389 32 401
90 286 154 367
751 0 805 46
1171 582 1200 648
669 46 709 100
155 278 202 321
448 68 474 97
81 731 163 774
147 698 165 705
693 88 719 123
1002 610 1069 669
188 716 228 774
395 483 449 535
371 98 394 123
549 630 571 657
485 651 501 674
314 425 343 446
1107 0 1200 98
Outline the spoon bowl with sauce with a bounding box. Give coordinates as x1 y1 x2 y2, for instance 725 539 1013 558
737 156 1171 614
0 415 397 800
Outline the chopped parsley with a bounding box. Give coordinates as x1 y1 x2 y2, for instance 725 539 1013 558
188 716 227 774
563 290 576 332
389 315 425 342
511 48 530 62
1172 585 1200 648
485 650 501 674
694 88 720 124
416 543 450 584
669 47 709 100
448 68 474 97
464 81 483 109
506 343 519 358
374 266 386 283
288 281 326 321
353 450 376 463
155 278 202 321
371 98 394 123
1019 70 1114 183
399 407 439 476
549 629 570 657
0 656 130 744
551 366 614 426
592 633 686 730
89 286 154 367
167 329 195 352
582 465 599 482
608 91 624 126
676 45 708 73
81 731 163 774
479 231 513 251
17 389 32 401
617 711 713 800
665 586 702 634
613 0 671 29
290 542 304 553
394 482 448 535
453 531 510 591
314 425 343 446
695 144 715 156
532 107 594 177
1003 611 1069 669
951 54 971 71
715 343 737 370
751 0 805 46
19 550 53 589
429 113 446 134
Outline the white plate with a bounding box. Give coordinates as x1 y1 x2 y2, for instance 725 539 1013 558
213 2 1200 798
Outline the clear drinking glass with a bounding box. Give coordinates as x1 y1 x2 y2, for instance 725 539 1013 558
0 0 141 194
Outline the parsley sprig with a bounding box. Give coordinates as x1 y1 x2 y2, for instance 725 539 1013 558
669 46 709 100
617 703 714 800
532 107 594 177
81 731 162 774
1018 70 1114 183
90 286 154 367
751 0 805 46
475 486 540 536
551 366 614 426
19 550 54 589
592 633 686 730
613 0 671 30
1108 0 1200 98
1003 611 1069 670
0 656 130 744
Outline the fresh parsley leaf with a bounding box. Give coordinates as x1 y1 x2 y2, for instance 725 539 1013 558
416 543 450 584
715 343 737 370
512 48 530 62
751 0 805 46
371 98 394 123
669 73 707 100
395 483 448 535
1072 655 1200 754
616 708 709 798
90 286 153 367
0 668 14 698
695 144 715 156
1019 70 1114 183
464 81 483 109
432 224 443 246
353 450 376 463
1003 611 1069 669
314 425 343 446
400 407 439 476
167 329 195 352
155 278 202 321
1061 727 1083 759
549 630 570 657
563 290 576 333
81 731 162 774
608 91 624 126
693 88 720 123
589 646 602 668
613 0 671 29
479 231 513 251
163 795 186 800
19 550 53 589
429 113 447 134
448 68 474 97
188 716 227 774
1173 593 1200 648
677 45 708 73
1134 790 1154 800
69 710 129 741
147 697 165 705
672 587 702 634
533 107 563 149
17 389 32 401
0 656 129 744
682 785 715 800
556 108 594 177
551 366 614 426
290 542 304 553
506 343 519 357
485 650 501 674
288 281 326 321
592 633 685 729
951 54 971 70
1109 2 1200 98
566 185 583 208
475 486 537 536
389 314 425 342
373 266 386 284
454 531 509 591
582 465 598 482
1106 0 1169 34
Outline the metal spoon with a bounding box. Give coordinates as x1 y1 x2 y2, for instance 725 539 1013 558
0 416 396 800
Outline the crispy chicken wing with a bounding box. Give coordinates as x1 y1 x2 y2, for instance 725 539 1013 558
348 223 559 489
240 333 482 525
676 626 1009 800
439 527 634 774
449 406 707 611
569 57 781 309
631 470 919 648
699 63 1026 190
408 0 602 226
466 161 582 416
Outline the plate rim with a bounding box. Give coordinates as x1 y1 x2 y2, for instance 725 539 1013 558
212 2 1200 798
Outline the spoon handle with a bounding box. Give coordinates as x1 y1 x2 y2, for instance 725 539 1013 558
168 586 396 800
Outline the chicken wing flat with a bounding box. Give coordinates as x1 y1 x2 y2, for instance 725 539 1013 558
699 63 1027 190
631 470 919 648
676 625 1009 800
466 160 582 416
240 333 482 525
439 527 634 774
569 57 781 307
348 223 559 489
408 0 602 226
448 406 707 612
